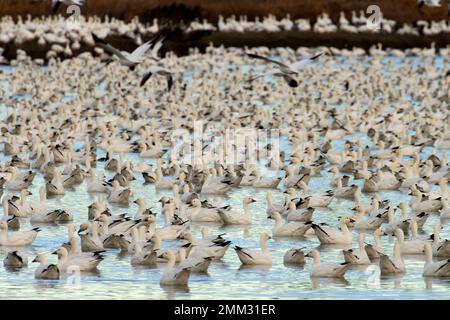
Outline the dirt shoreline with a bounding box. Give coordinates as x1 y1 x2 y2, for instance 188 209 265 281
1 31 448 62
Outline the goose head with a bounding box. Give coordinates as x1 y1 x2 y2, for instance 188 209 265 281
32 254 46 264
52 246 68 258
243 197 257 205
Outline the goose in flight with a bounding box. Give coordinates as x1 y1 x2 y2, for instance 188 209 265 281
140 66 174 92
92 33 162 70
52 0 85 13
245 51 324 87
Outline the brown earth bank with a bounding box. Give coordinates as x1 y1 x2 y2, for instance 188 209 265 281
1 31 448 63
0 0 449 23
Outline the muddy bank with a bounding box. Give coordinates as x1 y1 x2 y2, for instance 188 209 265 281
1 0 449 23
1 30 448 62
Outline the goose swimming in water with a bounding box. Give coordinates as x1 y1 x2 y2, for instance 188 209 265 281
217 196 256 225
33 254 60 280
283 248 305 265
3 250 28 268
159 250 192 286
312 216 353 244
379 241 406 276
269 212 312 237
422 243 450 277
234 233 272 265
305 250 350 278
53 246 104 271
342 233 370 264
0 221 40 246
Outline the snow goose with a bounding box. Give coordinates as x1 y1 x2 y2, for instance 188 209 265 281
217 196 256 225
396 227 428 255
269 212 312 237
342 233 371 264
107 180 131 204
439 198 450 219
305 250 349 278
159 250 192 286
178 248 213 273
364 228 386 260
353 205 386 230
188 239 231 261
430 223 450 257
283 248 305 265
0 221 40 246
234 233 272 265
46 168 65 196
53 246 103 272
30 186 48 215
30 208 63 223
379 241 406 275
87 169 108 193
252 171 282 188
266 191 289 215
312 217 353 244
92 32 159 70
422 243 450 277
32 254 60 280
286 204 315 222
2 199 20 230
245 51 324 87
133 198 154 220
140 66 174 92
411 192 442 213
130 240 157 266
3 250 28 268
200 170 232 195
335 180 358 199
78 222 104 252
187 198 222 223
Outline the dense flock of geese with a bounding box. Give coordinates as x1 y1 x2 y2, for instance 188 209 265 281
1 5 450 61
0 16 449 292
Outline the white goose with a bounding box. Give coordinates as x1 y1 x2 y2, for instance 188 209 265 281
178 248 213 273
188 198 222 223
30 186 48 215
283 248 305 265
431 223 450 257
396 227 428 255
379 241 406 275
342 233 370 264
53 246 103 272
107 180 131 204
130 240 157 266
312 217 353 244
269 212 312 237
422 243 450 277
234 233 272 265
217 197 256 225
159 250 192 286
364 227 386 260
0 221 40 246
32 254 60 280
306 250 349 278
286 204 315 222
87 169 108 193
